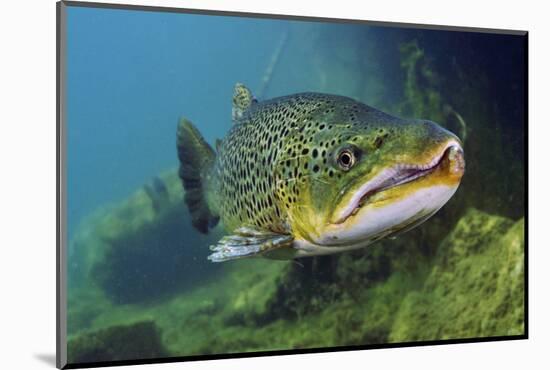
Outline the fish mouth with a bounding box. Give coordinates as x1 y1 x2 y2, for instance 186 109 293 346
332 140 464 224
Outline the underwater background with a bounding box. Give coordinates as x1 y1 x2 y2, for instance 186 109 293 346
65 5 526 365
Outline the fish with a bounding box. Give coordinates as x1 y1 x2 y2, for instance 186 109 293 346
176 83 465 262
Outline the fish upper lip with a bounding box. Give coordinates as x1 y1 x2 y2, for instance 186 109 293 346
332 140 463 224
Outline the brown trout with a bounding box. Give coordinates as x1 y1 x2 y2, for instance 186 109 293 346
177 83 464 262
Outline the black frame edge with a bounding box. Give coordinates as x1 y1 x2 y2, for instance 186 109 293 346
64 334 528 369
57 1 68 369
523 32 529 339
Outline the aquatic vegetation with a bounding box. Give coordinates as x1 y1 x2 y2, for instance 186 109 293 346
396 37 524 220
399 40 445 124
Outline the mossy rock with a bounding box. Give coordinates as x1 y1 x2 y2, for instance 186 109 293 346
70 169 224 305
67 208 524 357
68 320 169 364
390 208 524 341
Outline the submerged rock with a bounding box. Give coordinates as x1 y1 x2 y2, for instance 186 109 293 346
68 206 524 358
68 320 168 364
225 208 524 347
69 170 223 306
390 208 524 341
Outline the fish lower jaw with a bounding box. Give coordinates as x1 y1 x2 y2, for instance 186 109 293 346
293 238 372 257
312 183 460 250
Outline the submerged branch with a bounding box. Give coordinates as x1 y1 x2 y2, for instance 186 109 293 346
443 104 468 144
257 30 289 99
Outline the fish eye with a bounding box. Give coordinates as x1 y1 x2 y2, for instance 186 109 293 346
337 148 356 171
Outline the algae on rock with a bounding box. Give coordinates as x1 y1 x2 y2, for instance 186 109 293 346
67 169 224 336
169 209 524 353
390 209 525 341
68 321 168 364
86 170 222 303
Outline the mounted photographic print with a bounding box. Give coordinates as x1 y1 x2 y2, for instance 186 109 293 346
57 1 527 368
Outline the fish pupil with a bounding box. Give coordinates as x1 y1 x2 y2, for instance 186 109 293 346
341 154 351 165
337 149 355 170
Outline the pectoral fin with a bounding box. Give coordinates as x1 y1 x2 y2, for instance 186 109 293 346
207 226 294 262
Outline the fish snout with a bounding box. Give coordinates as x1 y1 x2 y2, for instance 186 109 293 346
440 143 465 181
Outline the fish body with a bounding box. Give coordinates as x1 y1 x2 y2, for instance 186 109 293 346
177 84 464 262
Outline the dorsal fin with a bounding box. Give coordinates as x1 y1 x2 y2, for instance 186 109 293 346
232 83 257 122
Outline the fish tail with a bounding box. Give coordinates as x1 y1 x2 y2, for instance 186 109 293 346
176 118 218 233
